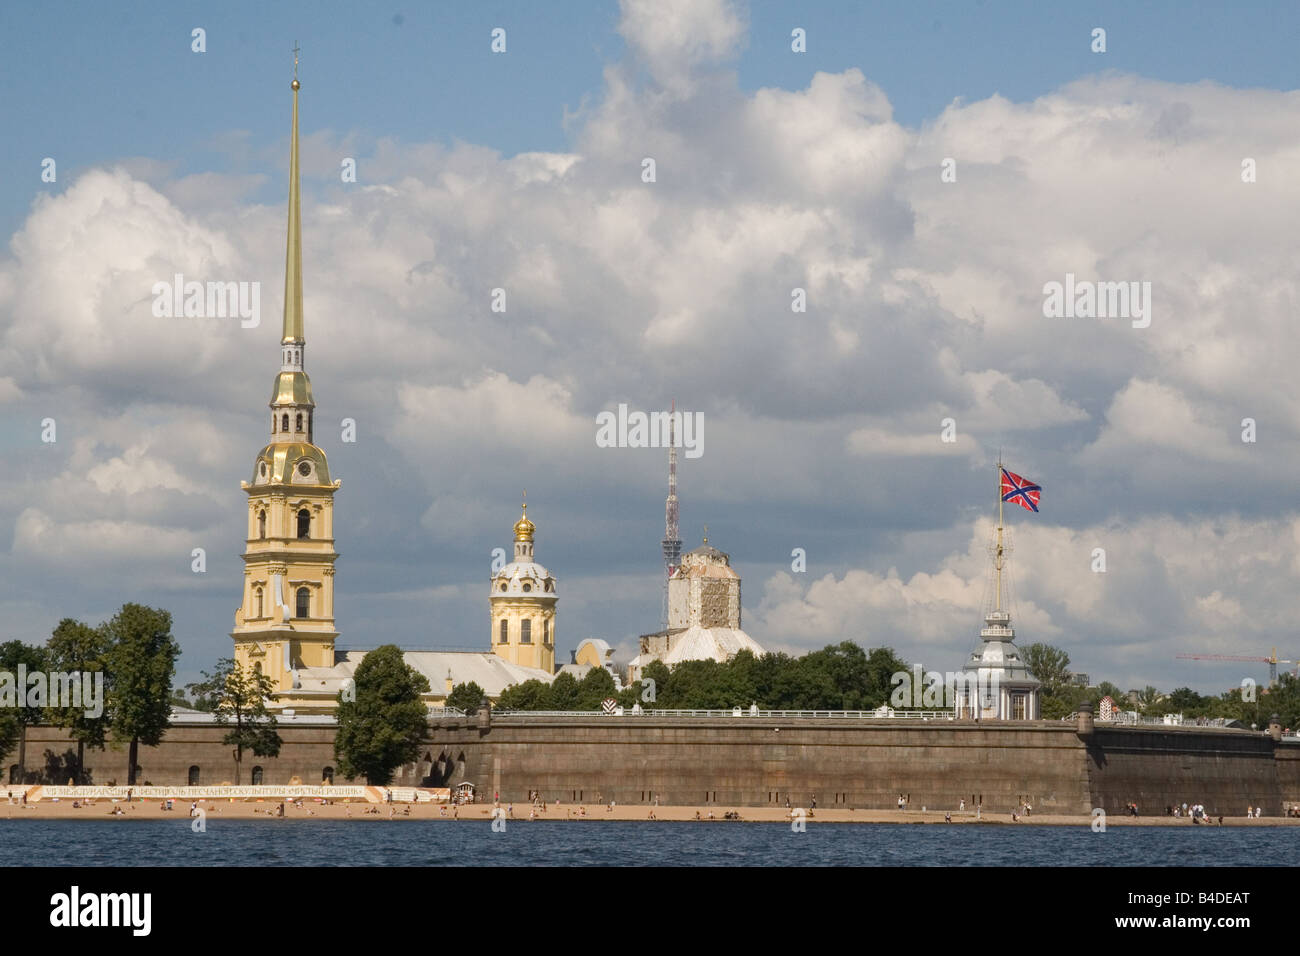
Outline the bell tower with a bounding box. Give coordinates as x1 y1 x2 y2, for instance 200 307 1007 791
489 499 558 673
231 55 342 696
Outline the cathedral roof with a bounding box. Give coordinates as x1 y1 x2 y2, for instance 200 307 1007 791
491 561 557 597
270 370 315 407
251 441 332 486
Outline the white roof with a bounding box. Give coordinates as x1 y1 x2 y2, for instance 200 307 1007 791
661 625 766 666
294 650 554 699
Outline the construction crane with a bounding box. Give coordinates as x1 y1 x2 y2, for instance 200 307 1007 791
1176 648 1296 686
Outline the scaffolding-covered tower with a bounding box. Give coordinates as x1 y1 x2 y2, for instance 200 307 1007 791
661 402 683 627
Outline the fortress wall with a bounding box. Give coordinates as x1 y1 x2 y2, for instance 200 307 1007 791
8 724 369 788
9 720 1296 814
425 716 1095 813
1083 726 1291 816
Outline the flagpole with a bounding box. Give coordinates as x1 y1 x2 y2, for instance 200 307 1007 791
995 458 1003 613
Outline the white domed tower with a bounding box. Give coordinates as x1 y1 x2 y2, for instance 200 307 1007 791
489 499 557 673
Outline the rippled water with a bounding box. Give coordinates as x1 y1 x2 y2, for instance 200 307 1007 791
1 819 1295 866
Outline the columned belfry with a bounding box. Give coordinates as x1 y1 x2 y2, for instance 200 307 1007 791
489 498 558 673
232 57 342 694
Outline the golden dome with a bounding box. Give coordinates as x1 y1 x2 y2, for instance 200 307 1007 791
513 502 535 542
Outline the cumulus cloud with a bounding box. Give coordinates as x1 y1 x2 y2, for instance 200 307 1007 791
0 13 1296 690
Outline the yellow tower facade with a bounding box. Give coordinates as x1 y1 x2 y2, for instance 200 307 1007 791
231 65 342 693
490 502 557 673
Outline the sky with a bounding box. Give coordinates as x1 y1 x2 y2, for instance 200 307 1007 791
1 0 1299 693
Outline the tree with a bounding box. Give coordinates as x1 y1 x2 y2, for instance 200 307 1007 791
1136 685 1164 715
445 681 485 714
547 671 580 711
334 645 430 785
1022 643 1071 696
0 640 50 783
190 659 281 784
496 679 552 711
575 667 617 710
44 619 112 784
104 604 180 786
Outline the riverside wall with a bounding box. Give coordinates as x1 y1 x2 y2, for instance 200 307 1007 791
10 717 1300 815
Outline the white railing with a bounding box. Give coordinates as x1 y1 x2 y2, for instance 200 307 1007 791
491 709 955 719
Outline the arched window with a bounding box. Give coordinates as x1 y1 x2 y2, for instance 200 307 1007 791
188 765 200 786
296 587 310 619
521 619 532 644
282 413 289 432
499 619 508 644
322 766 334 785
297 509 310 539
258 510 266 538
272 414 277 433
251 766 264 785
544 619 550 644
253 661 262 677
254 587 264 619
295 413 303 432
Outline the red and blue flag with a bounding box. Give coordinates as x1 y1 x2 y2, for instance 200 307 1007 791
1000 468 1042 512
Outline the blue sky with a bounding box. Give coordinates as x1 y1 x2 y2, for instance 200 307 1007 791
2 0 1299 695
5 1 1298 236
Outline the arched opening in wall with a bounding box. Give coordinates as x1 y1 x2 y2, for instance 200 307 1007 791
188 765 200 786
254 587 264 619
499 619 508 644
520 619 531 644
258 511 266 538
295 587 310 619
295 413 303 432
322 766 334 785
251 766 264 785
8 765 19 784
543 619 550 644
282 413 290 432
297 509 310 539
253 661 262 677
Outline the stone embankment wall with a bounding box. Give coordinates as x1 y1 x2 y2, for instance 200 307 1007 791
12 716 1300 815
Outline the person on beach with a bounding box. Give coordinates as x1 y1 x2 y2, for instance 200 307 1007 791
959 799 965 811
898 795 905 811
945 812 951 823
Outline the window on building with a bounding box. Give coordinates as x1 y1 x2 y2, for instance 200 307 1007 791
251 766 264 785
296 587 310 619
522 583 532 592
296 413 303 432
282 413 290 432
1012 694 1027 721
254 587 264 619
521 619 532 643
544 619 550 644
297 509 310 539
258 510 266 538
499 619 508 644
188 765 200 786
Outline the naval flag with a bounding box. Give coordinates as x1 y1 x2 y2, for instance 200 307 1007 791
1000 468 1042 512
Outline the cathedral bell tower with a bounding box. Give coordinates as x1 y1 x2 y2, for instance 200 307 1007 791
489 499 557 673
231 57 342 696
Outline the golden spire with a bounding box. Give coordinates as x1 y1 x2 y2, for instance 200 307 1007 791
282 44 304 346
513 492 535 542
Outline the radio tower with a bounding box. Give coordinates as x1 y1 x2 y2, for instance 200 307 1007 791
661 400 683 628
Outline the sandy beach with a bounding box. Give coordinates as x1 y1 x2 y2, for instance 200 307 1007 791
5 799 1300 826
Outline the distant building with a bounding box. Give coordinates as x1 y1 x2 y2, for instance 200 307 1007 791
629 539 765 682
489 500 558 674
556 638 624 690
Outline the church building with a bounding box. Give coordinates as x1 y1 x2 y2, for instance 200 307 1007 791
230 67 552 714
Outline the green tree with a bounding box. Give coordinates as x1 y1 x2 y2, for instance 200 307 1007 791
445 681 486 714
496 679 553 710
104 604 180 786
334 645 430 784
1136 685 1164 715
1022 643 1071 696
0 640 50 783
44 619 112 784
547 671 581 710
575 667 617 710
190 659 281 784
